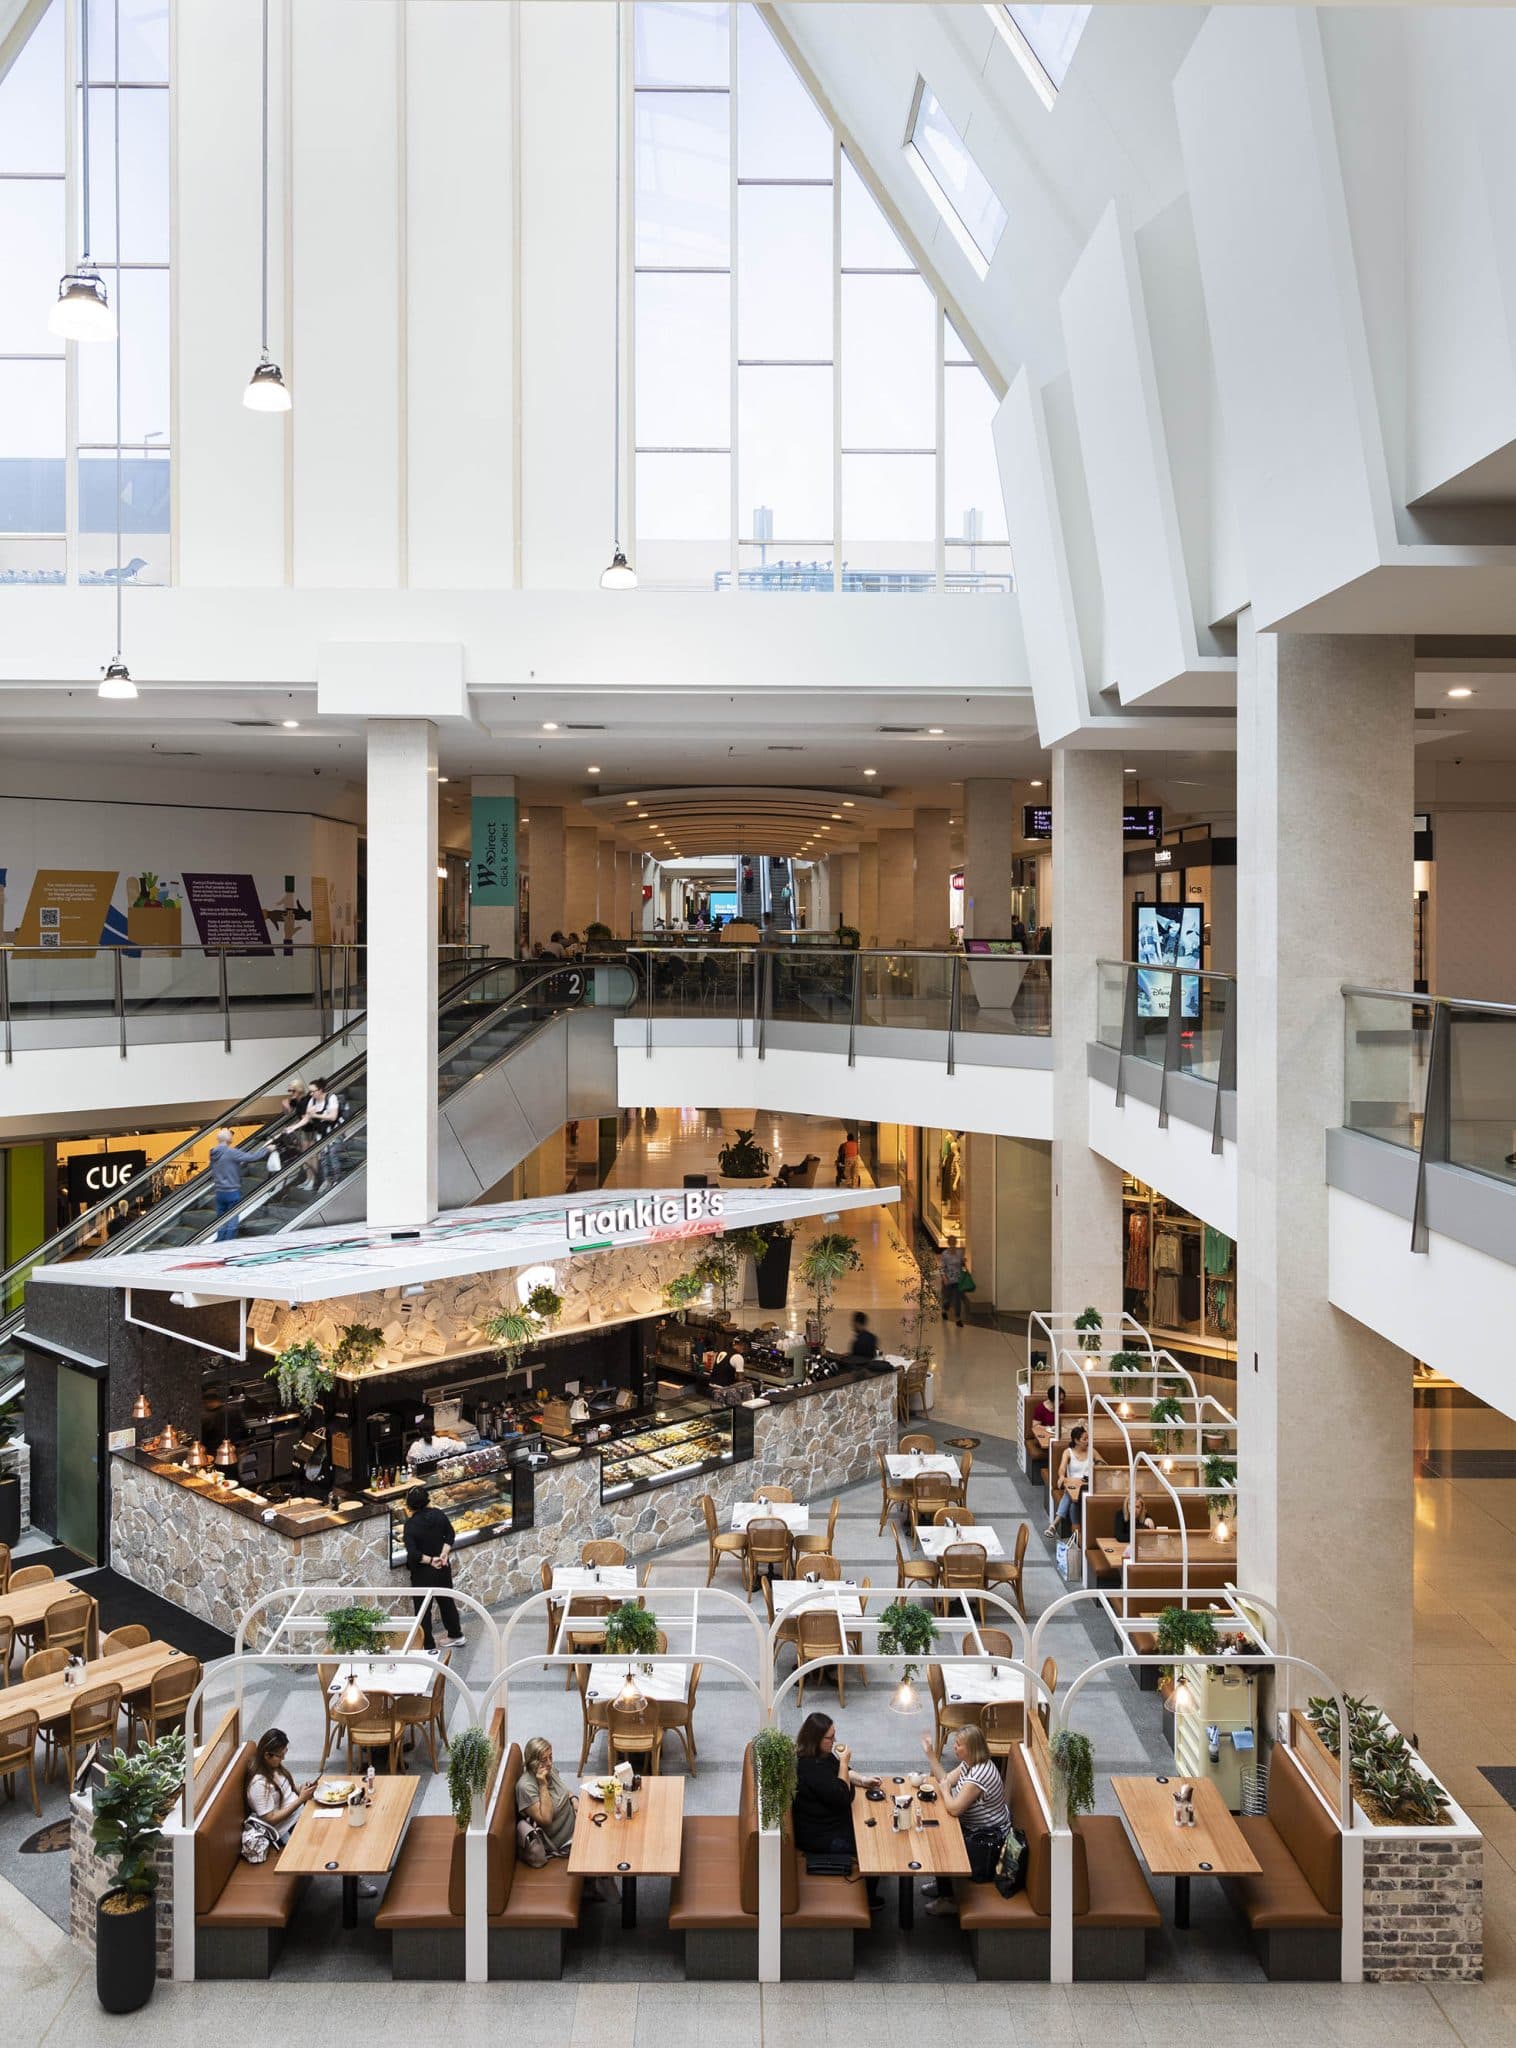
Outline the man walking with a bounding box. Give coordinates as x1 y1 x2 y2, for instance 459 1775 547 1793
939 1236 966 1328
209 1129 268 1240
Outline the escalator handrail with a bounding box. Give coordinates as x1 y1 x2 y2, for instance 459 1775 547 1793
0 953 529 1316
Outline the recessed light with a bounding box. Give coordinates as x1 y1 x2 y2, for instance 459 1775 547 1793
626 799 638 807
521 815 530 823
587 765 601 774
928 727 944 735
1030 779 1043 788
638 810 649 818
542 721 558 731
831 813 842 820
1124 766 1137 775
842 800 855 808
281 719 300 729
820 826 830 832
1447 687 1473 699
438 774 449 783
863 768 877 777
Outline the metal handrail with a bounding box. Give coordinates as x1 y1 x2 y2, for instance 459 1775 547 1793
1100 955 1235 982
1340 982 1516 1011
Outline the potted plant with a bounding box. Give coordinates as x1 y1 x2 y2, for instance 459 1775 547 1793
604 1601 661 1670
325 1603 389 1656
484 1304 541 1368
878 1599 937 1695
717 1127 772 1187
331 1322 384 1375
447 1726 497 1828
1049 1729 1096 1823
797 1230 863 1350
266 1339 333 1414
1149 1392 1185 1460
754 1220 795 1311
753 1726 798 1830
1203 1453 1236 1538
661 1268 706 1320
694 1229 768 1316
1073 1306 1103 1357
525 1282 564 1328
91 1730 186 2013
1107 1350 1144 1406
1155 1605 1219 1697
1304 1694 1450 1826
584 921 614 947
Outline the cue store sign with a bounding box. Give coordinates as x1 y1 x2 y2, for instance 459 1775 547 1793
565 1187 726 1251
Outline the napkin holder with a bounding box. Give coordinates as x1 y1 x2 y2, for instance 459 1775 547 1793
890 1794 914 1832
346 1790 369 1829
612 1761 635 1788
1171 1783 1196 1829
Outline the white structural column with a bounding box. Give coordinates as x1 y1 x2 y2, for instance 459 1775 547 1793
858 843 880 947
597 840 619 934
963 780 1015 939
835 851 861 935
876 831 914 947
809 860 832 932
913 809 952 947
1050 749 1125 1311
1236 619 1415 1727
468 774 518 959
527 807 565 944
564 827 600 935
365 721 439 1227
615 849 637 938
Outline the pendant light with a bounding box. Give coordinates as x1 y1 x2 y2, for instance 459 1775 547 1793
614 1665 645 1710
244 0 290 410
888 1671 921 1716
50 0 115 340
337 1672 370 1720
98 0 136 702
599 5 635 591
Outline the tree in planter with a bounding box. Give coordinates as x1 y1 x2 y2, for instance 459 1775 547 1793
693 1230 768 1317
798 1231 863 1350
1049 1729 1096 1821
91 1730 186 2014
331 1322 384 1375
266 1339 333 1413
1073 1306 1104 1357
717 1127 771 1180
447 1726 497 1829
895 1240 941 1368
753 1726 798 1830
325 1603 390 1655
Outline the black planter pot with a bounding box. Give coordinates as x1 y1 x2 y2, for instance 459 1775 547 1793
96 1889 157 2014
755 1232 793 1311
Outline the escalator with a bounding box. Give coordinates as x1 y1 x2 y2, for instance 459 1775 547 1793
0 956 639 1396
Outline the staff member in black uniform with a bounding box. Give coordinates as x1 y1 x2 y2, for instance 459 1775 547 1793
402 1486 467 1651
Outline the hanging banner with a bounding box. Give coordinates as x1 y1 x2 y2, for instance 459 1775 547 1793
471 795 518 907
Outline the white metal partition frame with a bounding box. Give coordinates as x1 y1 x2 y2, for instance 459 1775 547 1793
234 1584 505 1683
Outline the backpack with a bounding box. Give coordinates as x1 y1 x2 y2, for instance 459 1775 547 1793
994 1825 1029 1897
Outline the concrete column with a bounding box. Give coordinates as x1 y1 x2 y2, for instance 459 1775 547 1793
527 806 564 947
913 808 952 947
1236 619 1415 1727
1050 748 1124 1313
858 843 879 946
810 859 832 932
615 849 636 938
468 773 518 959
964 779 1015 940
596 839 618 934
836 851 861 935
876 831 914 947
564 825 599 936
365 720 438 1226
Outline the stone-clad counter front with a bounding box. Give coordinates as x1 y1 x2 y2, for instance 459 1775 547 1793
110 1367 896 1639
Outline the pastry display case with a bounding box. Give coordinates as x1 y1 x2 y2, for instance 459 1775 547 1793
380 1443 521 1567
598 1408 740 1502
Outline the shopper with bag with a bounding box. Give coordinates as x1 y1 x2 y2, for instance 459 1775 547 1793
209 1128 270 1241
918 1725 1013 1915
939 1237 968 1327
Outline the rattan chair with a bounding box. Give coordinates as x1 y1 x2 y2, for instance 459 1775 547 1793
844 1576 872 1680
985 1521 1030 1619
8 1564 54 1591
983 1696 1024 1770
126 1655 201 1750
899 1434 936 1455
898 1365 929 1423
938 1542 989 1625
792 1496 839 1562
563 1594 616 1689
876 1449 911 1535
946 1449 973 1513
976 1628 1016 1659
0 1542 10 1594
60 1683 122 1784
909 1472 953 1535
22 1647 68 1683
581 1539 627 1568
316 1661 345 1767
43 1593 95 1661
0 1707 40 1815
608 1696 663 1776
932 1505 976 1525
795 1608 848 1709
102 1625 150 1658
751 1485 795 1504
0 1617 12 1685
396 1661 450 1772
575 1663 611 1773
744 1516 793 1593
658 1661 701 1776
699 1493 748 1588
929 1661 982 1754
344 1690 403 1775
891 1525 937 1591
1038 1655 1058 1735
798 1553 843 1582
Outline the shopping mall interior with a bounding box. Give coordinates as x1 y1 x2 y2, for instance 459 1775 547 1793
2 0 1516 2039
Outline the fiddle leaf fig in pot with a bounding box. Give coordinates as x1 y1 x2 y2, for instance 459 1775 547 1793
91 1730 186 2014
753 1726 798 1831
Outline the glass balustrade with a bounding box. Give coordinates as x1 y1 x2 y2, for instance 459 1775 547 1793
1342 989 1428 1152
1445 1004 1516 1188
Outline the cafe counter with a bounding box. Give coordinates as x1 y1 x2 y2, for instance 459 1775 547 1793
109 1360 897 1639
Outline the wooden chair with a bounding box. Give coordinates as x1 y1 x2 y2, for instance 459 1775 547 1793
793 1496 839 1562
797 1553 844 1582
699 1493 748 1587
126 1656 201 1750
395 1662 450 1772
1038 1655 1057 1734
42 1593 95 1661
563 1594 615 1689
947 1449 973 1513
909 1472 953 1535
0 1542 10 1594
932 1505 976 1525
102 1625 150 1658
876 1449 911 1535
317 1661 345 1767
899 1365 929 1422
608 1696 663 1776
986 1521 1030 1619
22 1647 68 1683
938 1542 989 1625
899 1433 936 1454
60 1683 122 1785
8 1564 54 1590
976 1628 1016 1659
581 1539 627 1568
0 1707 40 1815
744 1516 793 1593
0 1617 12 1685
658 1662 701 1776
891 1526 937 1592
795 1609 847 1709
845 1577 872 1681
983 1697 1024 1771
929 1661 982 1754
575 1663 611 1774
752 1485 795 1503
344 1690 403 1775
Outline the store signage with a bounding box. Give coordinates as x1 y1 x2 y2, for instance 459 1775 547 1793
471 794 518 907
566 1186 725 1249
1021 805 1163 842
67 1149 148 1204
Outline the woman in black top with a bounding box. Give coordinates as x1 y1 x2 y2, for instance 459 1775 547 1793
791 1712 883 1907
402 1486 465 1651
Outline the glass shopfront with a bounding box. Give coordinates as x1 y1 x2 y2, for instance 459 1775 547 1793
1121 1174 1237 1358
921 1127 966 1248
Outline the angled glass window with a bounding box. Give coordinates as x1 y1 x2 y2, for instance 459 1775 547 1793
635 91 730 268
634 0 729 89
905 83 1006 281
735 3 829 180
995 5 1090 100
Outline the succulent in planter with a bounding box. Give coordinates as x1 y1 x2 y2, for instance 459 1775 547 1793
331 1322 384 1375
265 1339 333 1414
753 1726 798 1829
1049 1729 1096 1820
1305 1693 1450 1825
717 1127 771 1180
447 1726 497 1829
324 1602 390 1655
797 1230 863 1350
91 1730 186 2014
1073 1306 1104 1355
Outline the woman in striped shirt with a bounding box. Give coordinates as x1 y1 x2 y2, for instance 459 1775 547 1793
919 1724 1012 1913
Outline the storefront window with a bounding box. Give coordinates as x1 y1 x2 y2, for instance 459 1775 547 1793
922 1127 965 1247
1121 1175 1237 1358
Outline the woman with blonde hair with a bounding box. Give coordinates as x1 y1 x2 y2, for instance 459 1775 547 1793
515 1735 577 1854
919 1722 1013 1913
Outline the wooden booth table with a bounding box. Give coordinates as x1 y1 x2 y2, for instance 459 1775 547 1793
569 1774 684 1930
2 1637 178 1730
278 1772 419 1929
1111 1774 1260 1928
917 1525 1005 1562
851 1774 971 1930
0 1581 99 1657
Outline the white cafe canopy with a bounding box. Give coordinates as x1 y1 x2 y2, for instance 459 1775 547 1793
30 1183 899 1308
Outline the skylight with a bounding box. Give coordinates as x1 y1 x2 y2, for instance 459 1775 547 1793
904 83 1006 282
990 5 1091 106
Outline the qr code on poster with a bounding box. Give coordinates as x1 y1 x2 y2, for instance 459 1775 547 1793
39 907 60 929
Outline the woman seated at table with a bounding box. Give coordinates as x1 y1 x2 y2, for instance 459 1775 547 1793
1029 1381 1059 1455
918 1725 1013 1915
245 1728 378 1894
517 1735 577 1854
1114 1490 1156 1547
1046 1424 1100 1537
792 1712 883 1908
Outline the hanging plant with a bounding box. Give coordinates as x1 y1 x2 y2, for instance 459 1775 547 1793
1073 1306 1103 1355
797 1230 863 1349
525 1283 564 1328
331 1323 384 1375
266 1340 333 1414
753 1726 798 1830
1149 1393 1185 1457
447 1727 497 1830
878 1599 937 1685
485 1305 541 1367
662 1267 707 1321
1203 1452 1236 1525
324 1603 389 1656
603 1602 660 1659
1155 1605 1219 1687
1050 1729 1096 1820
1108 1349 1145 1399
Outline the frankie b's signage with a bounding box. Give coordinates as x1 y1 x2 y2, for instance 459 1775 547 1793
566 1186 725 1250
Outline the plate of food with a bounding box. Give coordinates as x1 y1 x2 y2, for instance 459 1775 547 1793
314 1779 360 1807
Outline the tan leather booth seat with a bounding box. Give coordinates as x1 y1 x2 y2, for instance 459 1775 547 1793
1120 1563 1237 1655
193 1742 303 1977
1221 1745 1343 1981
